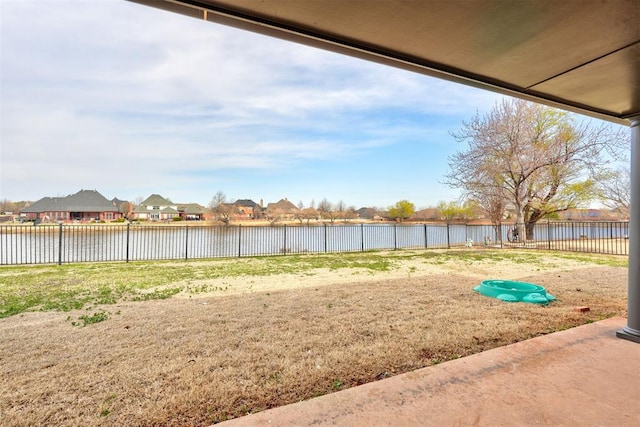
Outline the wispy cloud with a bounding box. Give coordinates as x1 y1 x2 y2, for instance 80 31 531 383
1 0 504 207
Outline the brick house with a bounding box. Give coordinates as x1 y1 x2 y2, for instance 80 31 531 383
234 199 263 220
265 198 299 221
21 189 123 222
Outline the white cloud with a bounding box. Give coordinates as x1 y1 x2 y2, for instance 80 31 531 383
1 0 503 206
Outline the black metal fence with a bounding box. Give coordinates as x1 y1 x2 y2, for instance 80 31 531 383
0 221 630 265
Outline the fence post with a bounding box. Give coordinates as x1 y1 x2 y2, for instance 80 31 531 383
238 225 242 258
283 224 287 255
126 223 130 263
446 223 451 249
547 220 551 250
361 223 364 252
58 223 63 265
184 225 189 260
424 224 428 249
324 223 327 253
393 223 397 250
609 222 613 239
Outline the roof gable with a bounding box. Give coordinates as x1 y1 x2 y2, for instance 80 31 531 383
21 190 118 213
141 194 173 206
22 197 64 213
235 199 260 208
64 190 117 211
266 199 299 212
178 203 206 214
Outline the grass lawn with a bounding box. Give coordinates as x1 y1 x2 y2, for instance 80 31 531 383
0 249 628 426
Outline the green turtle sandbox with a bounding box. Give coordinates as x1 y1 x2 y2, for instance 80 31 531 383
474 280 556 305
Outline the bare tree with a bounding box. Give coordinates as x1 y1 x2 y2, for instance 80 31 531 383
266 208 286 225
208 191 235 225
317 198 331 213
334 200 347 222
445 99 627 240
295 207 318 225
118 201 132 219
598 165 631 218
341 206 357 223
209 191 226 209
471 189 507 241
317 198 338 223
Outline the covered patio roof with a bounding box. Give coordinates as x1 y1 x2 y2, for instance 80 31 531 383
129 0 639 125
128 0 640 342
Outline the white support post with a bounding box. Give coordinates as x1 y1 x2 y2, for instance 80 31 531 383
617 117 640 343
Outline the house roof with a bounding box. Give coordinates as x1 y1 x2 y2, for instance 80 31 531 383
355 207 381 219
21 197 64 213
413 208 441 221
112 198 129 208
141 194 174 206
130 0 640 125
266 198 298 212
234 199 260 208
178 203 206 214
22 190 119 213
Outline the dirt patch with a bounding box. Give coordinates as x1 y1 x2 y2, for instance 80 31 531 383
0 254 628 426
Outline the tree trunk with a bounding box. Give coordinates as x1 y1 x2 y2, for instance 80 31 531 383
492 221 502 243
515 205 526 242
524 207 548 240
525 221 536 240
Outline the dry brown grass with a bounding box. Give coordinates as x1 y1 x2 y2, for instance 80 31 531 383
0 250 628 426
505 238 629 255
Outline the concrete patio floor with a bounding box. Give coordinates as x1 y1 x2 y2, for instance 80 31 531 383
218 317 639 426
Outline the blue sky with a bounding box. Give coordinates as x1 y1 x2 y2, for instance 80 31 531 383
2 0 524 209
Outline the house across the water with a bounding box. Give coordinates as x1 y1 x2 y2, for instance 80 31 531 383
133 194 206 221
21 189 125 222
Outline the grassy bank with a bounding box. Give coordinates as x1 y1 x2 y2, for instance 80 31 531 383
0 249 629 426
0 249 626 320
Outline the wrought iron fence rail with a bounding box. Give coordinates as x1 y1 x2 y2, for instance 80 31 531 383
0 221 629 266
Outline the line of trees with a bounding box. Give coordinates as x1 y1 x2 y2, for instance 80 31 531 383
207 193 365 225
0 200 30 214
444 98 629 240
206 193 420 225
